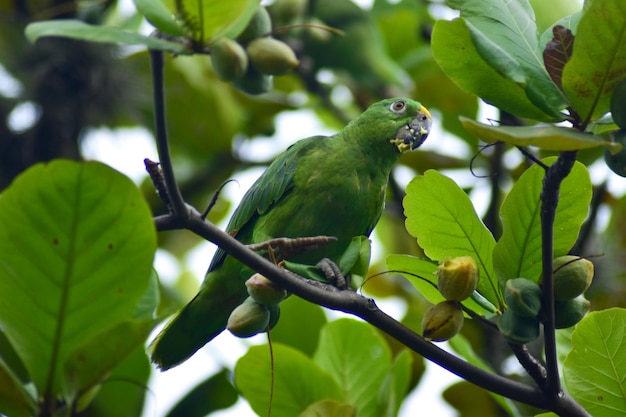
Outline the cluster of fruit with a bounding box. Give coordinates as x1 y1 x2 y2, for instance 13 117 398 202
210 6 299 95
498 256 593 344
227 273 288 337
421 256 479 342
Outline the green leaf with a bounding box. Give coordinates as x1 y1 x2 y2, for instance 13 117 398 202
403 170 502 308
235 343 342 417
385 254 494 316
432 19 558 122
377 350 412 417
162 0 259 43
313 319 391 417
165 369 237 417
446 0 567 118
81 345 152 417
447 336 521 417
563 308 626 417
299 400 357 417
460 117 621 152
0 357 37 417
24 20 187 53
271 296 327 357
562 0 626 125
133 0 184 36
493 158 592 284
0 160 156 400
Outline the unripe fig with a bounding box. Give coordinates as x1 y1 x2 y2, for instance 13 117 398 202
227 297 270 338
436 256 479 301
237 6 272 43
553 295 590 329
422 300 464 342
233 65 273 95
268 304 281 330
505 278 542 317
497 309 540 345
210 38 248 81
551 255 594 300
610 78 626 129
246 37 299 75
246 273 288 305
604 129 626 177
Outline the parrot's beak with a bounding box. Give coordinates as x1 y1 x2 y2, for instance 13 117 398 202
391 105 432 152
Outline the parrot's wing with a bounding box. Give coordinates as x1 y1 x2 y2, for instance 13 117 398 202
208 135 327 271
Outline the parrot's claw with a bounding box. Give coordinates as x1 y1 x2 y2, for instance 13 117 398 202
316 258 350 290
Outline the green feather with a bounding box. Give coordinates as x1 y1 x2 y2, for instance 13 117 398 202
149 98 431 370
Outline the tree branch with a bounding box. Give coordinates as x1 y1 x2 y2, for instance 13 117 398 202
540 151 578 398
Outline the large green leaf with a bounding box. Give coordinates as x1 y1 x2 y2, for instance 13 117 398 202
24 20 187 53
165 369 237 417
161 0 259 43
446 0 566 118
377 349 412 417
432 19 557 122
313 319 391 417
460 117 620 152
403 170 503 308
562 0 626 125
563 309 626 417
235 343 342 417
0 160 156 400
270 296 327 357
493 158 592 284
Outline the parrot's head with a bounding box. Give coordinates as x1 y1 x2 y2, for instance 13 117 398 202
386 98 432 153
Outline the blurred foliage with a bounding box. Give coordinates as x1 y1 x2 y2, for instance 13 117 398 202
1 0 626 415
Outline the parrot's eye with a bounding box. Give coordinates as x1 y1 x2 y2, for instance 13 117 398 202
389 100 407 114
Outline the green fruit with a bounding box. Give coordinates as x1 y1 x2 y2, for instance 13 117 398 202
497 309 540 345
233 65 273 95
245 273 288 305
551 255 594 300
604 129 626 177
210 38 248 81
237 6 272 43
436 256 479 301
553 295 590 329
610 78 626 129
227 297 270 338
421 300 464 342
505 278 542 317
268 304 281 330
246 37 299 75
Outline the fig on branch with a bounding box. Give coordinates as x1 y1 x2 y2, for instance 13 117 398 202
227 297 270 338
436 256 479 301
550 255 594 300
497 309 540 345
553 295 590 329
421 300 464 342
233 65 273 95
246 37 300 75
237 5 272 43
505 278 542 317
210 38 248 81
245 273 288 305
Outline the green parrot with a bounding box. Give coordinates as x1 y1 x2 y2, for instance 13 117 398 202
150 97 432 370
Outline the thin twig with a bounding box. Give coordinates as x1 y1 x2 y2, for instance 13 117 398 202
540 151 578 398
149 49 188 218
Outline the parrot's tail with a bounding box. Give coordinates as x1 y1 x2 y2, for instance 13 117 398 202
148 268 248 370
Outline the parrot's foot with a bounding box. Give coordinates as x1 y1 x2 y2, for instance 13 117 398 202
316 258 350 290
248 236 338 263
